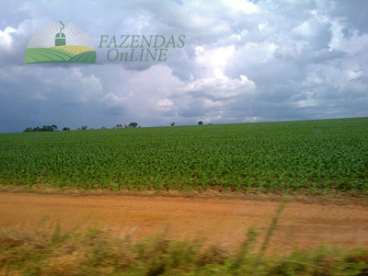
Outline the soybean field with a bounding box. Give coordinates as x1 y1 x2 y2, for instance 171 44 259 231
0 118 367 193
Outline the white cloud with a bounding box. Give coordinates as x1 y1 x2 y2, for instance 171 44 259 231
183 74 255 99
238 42 278 64
221 0 260 14
0 26 17 50
183 45 256 99
328 19 345 51
157 98 175 112
304 62 364 91
195 45 236 77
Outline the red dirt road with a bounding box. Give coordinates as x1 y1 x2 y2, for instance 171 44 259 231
0 192 367 253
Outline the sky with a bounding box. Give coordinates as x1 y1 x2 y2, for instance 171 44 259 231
0 0 368 132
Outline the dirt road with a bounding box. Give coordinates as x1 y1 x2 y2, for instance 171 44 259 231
0 192 367 254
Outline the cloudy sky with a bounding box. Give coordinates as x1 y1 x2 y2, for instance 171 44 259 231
0 0 368 132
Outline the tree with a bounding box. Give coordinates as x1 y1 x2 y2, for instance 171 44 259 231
170 122 175 127
40 125 55 132
81 126 88 130
128 122 138 128
24 127 33 132
115 124 123 128
62 127 70 131
24 125 58 132
198 121 204 126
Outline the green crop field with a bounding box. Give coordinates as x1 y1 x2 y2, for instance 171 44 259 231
0 118 367 193
25 47 96 64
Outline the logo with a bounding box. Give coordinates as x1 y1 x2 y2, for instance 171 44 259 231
25 21 96 64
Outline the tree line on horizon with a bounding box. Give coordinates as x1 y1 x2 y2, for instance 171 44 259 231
23 121 206 132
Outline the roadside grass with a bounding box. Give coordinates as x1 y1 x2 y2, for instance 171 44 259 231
1 201 367 275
